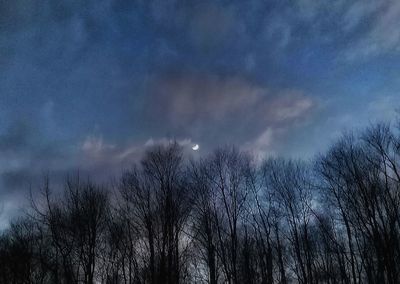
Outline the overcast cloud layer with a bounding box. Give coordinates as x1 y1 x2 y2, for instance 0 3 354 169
0 0 400 228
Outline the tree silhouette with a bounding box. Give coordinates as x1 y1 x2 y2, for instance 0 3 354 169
1 122 400 283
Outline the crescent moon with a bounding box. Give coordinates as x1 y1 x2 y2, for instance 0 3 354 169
192 144 199 151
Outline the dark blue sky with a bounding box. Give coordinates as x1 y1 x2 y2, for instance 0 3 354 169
0 0 400 227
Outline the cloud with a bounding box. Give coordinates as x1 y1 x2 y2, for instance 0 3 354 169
263 17 292 49
0 121 31 154
188 2 235 51
341 1 381 32
78 135 197 180
367 95 399 121
79 135 140 179
342 0 400 60
274 0 400 61
143 73 315 152
0 120 72 191
0 116 76 229
242 128 282 162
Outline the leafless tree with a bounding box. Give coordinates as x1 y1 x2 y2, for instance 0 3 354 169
1 122 400 284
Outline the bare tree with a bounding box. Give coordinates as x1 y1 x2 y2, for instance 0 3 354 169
263 158 316 284
203 146 252 284
117 142 192 284
2 121 400 284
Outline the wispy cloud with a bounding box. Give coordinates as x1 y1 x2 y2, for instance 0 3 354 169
143 73 315 152
342 0 400 60
79 135 197 179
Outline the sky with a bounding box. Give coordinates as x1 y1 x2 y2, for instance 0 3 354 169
0 0 400 227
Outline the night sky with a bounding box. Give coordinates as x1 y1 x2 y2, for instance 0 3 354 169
1 0 400 228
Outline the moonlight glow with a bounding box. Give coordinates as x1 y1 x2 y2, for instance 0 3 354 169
192 144 199 151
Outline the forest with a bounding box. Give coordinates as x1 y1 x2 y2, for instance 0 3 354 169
1 121 400 284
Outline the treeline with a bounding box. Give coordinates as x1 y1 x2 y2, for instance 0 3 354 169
1 122 400 283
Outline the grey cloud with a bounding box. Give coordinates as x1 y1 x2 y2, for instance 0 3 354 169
1 169 32 194
0 116 88 229
0 117 73 190
0 122 30 153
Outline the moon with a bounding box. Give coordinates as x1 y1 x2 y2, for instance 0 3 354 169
192 144 199 151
